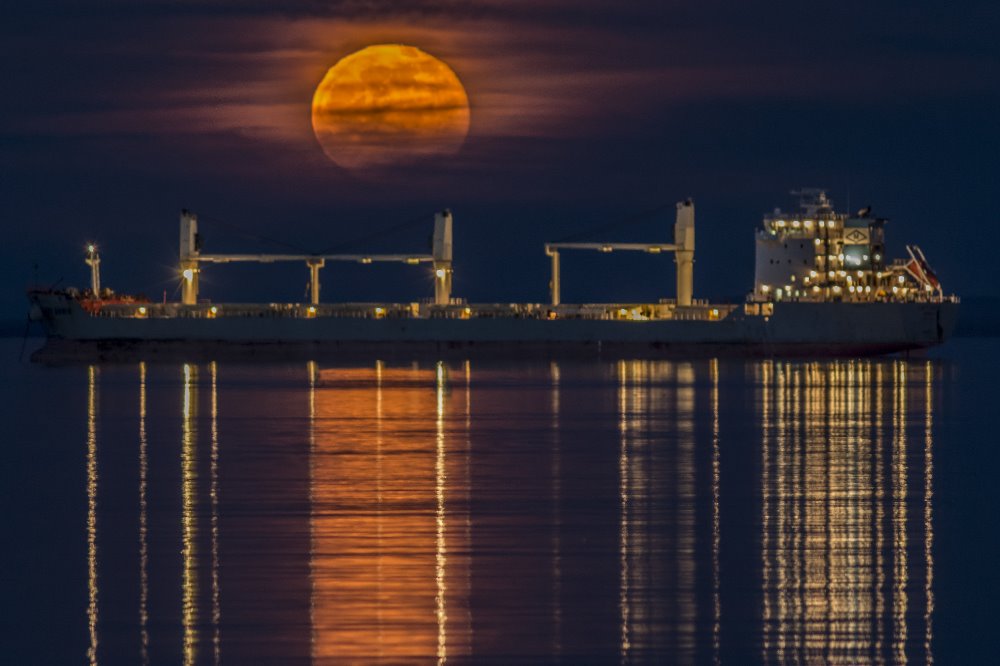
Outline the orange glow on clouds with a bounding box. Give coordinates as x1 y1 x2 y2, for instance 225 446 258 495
311 44 470 170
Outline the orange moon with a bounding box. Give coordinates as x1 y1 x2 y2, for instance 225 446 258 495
311 44 471 170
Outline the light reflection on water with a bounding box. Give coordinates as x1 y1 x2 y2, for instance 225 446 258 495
310 364 472 662
77 357 938 664
86 364 98 666
758 361 934 665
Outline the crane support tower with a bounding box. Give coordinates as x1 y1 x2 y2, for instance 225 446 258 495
432 210 453 305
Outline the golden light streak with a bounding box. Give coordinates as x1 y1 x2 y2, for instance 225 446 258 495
307 360 318 662
827 364 840 664
312 44 470 170
847 362 876 664
311 365 469 660
760 360 772 665
617 361 631 662
550 360 563 655
807 362 831 665
376 360 385 658
876 364 886 662
210 361 221 666
893 362 909 665
436 362 449 666
182 364 198 666
677 362 697 661
139 363 149 666
609 361 702 659
711 359 721 665
924 362 935 664
775 363 788 664
87 365 99 666
461 361 474 657
759 360 933 664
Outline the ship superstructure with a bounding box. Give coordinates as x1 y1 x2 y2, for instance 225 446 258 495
752 189 943 305
28 190 959 360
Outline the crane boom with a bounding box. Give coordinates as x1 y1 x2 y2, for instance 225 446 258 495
177 209 449 305
543 200 695 306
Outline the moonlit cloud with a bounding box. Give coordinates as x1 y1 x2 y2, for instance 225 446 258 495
1 0 998 314
8 0 995 161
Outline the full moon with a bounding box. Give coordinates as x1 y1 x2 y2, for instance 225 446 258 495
311 44 471 170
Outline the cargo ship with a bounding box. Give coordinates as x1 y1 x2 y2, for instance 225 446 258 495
28 189 958 361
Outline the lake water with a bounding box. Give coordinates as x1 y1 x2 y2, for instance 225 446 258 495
3 338 998 664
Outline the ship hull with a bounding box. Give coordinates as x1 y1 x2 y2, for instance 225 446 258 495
29 293 958 362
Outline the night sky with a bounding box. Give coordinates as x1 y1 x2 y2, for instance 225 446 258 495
4 1 999 317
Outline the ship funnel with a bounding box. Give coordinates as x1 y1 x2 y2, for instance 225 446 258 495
432 209 453 305
179 209 200 305
674 199 695 306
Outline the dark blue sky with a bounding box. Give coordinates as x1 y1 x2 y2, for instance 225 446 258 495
3 1 998 315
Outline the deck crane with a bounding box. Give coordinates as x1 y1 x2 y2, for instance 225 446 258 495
544 200 695 306
178 209 454 306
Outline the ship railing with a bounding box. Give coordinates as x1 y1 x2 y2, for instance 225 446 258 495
745 292 959 306
89 302 423 320
89 300 746 322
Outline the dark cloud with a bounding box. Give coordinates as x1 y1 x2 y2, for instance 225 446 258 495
2 1 998 314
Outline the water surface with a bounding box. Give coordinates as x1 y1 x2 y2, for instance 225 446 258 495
4 339 997 664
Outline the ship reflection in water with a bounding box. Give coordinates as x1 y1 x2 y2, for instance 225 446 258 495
77 356 938 664
758 361 934 665
310 362 472 661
